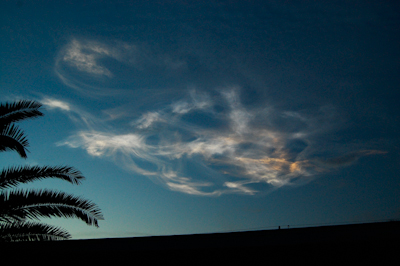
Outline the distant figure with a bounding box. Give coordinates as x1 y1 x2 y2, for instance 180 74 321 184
288 225 290 228
278 226 280 229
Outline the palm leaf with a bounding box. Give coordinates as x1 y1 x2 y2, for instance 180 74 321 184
0 221 70 241
0 124 29 158
0 189 104 227
0 165 85 190
0 100 43 127
0 100 104 241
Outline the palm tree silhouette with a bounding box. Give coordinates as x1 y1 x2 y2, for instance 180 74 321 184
0 100 103 241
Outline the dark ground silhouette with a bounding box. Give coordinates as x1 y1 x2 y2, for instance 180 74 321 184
2 221 399 262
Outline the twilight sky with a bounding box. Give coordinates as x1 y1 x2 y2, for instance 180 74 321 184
1 0 399 239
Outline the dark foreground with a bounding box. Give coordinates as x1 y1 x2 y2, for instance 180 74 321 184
2 221 399 262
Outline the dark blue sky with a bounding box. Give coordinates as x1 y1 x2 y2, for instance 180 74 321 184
1 0 399 239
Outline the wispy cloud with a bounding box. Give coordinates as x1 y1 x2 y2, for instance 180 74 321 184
134 112 164 129
316 150 387 168
55 38 187 96
56 88 384 196
222 89 252 134
62 39 115 77
171 89 213 114
41 98 71 111
62 132 146 157
41 97 101 129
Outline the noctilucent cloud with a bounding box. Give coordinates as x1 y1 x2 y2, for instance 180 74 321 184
1 0 399 239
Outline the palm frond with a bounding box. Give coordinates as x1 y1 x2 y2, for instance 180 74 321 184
0 221 70 241
0 100 43 127
0 100 103 241
0 165 85 190
0 189 104 227
0 124 29 158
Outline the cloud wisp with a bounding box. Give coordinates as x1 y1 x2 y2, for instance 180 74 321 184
55 38 187 97
41 98 71 111
41 97 105 130
62 39 115 77
54 88 384 196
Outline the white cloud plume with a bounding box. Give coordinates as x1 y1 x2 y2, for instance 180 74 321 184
171 89 213 114
68 132 145 157
55 38 187 96
171 101 192 114
59 88 376 196
62 39 115 77
41 97 106 130
41 98 71 111
134 112 164 129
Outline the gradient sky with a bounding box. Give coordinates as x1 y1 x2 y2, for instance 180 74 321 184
1 0 399 239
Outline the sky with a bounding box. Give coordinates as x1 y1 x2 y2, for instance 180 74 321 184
1 0 399 239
